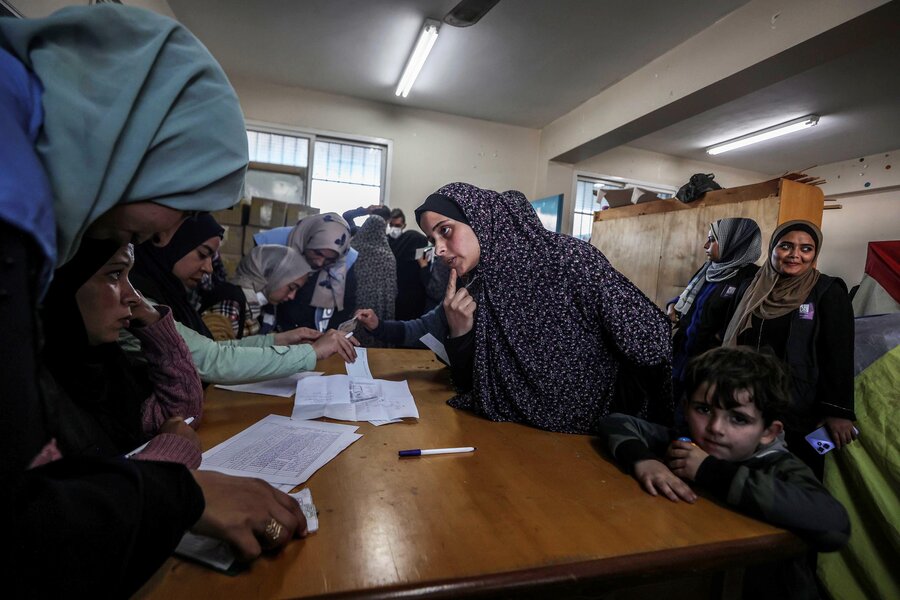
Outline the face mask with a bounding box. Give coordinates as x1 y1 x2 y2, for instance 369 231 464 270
387 227 403 239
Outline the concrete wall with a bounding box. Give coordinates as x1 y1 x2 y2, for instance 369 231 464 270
231 77 540 227
810 150 900 286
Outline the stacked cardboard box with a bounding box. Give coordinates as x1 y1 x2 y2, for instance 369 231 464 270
210 199 322 274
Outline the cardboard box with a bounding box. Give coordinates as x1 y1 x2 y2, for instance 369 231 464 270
219 224 244 256
218 252 242 278
243 226 269 255
211 203 245 226
285 203 320 227
249 197 289 228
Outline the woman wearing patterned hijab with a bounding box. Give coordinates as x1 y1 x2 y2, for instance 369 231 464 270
723 220 856 478
415 182 672 434
277 213 358 332
671 218 761 392
127 216 355 384
202 245 315 339
350 215 397 347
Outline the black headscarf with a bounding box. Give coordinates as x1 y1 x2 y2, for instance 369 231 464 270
415 182 673 433
41 238 149 455
131 214 224 338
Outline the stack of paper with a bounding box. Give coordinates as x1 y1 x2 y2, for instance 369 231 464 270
200 414 361 486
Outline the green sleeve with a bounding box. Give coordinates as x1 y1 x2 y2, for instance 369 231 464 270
174 322 316 384
215 332 277 348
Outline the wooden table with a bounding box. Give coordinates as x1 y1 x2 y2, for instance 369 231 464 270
136 349 803 599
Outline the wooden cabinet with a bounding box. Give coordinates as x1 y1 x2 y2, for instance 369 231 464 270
590 178 824 308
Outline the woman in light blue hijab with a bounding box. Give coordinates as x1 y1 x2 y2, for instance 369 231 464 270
0 6 305 597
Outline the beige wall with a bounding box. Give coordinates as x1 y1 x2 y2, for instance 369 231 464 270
231 77 540 230
818 190 900 287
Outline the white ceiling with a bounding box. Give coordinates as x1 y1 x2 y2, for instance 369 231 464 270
160 1 898 173
168 0 749 128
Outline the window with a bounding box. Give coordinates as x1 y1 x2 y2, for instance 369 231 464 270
246 127 388 214
573 175 674 240
310 139 385 215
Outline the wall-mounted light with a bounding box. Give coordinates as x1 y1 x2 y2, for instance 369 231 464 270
395 19 441 98
706 115 820 155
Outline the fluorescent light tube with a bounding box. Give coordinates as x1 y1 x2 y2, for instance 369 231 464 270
706 115 820 155
396 19 441 98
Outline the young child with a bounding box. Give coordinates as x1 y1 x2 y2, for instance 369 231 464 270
599 346 849 599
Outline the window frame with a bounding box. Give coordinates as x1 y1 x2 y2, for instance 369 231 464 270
245 119 392 207
571 170 677 239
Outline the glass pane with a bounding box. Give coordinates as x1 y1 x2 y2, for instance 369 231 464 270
313 140 383 186
247 131 309 167
244 169 305 204
310 180 381 215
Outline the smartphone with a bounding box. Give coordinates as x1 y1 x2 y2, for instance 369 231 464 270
804 425 859 455
415 246 434 260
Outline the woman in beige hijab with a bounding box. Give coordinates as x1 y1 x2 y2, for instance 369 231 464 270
723 220 856 478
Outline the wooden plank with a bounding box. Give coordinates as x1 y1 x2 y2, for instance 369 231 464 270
777 179 824 227
592 212 665 302
655 210 706 308
594 179 780 222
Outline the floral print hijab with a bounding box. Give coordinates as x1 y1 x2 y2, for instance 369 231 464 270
426 182 673 433
287 213 352 310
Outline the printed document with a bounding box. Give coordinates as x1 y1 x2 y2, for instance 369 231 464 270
200 414 360 485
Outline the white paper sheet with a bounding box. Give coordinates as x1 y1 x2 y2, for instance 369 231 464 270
292 374 418 424
214 371 323 397
175 487 319 572
200 414 360 485
345 347 373 379
419 333 450 365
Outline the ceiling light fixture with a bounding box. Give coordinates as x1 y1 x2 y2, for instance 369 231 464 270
706 115 820 155
395 19 441 98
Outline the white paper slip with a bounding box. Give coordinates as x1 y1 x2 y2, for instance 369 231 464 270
215 372 323 397
175 488 319 572
290 488 319 533
292 374 418 424
345 347 373 379
419 333 450 365
200 414 360 486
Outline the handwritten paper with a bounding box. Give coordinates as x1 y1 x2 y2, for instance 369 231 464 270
292 374 418 424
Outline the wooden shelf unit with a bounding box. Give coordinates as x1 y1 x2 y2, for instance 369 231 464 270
590 178 824 308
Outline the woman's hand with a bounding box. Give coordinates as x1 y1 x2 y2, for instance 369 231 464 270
443 270 476 338
666 439 708 482
274 327 323 345
311 329 360 362
824 417 858 449
191 471 307 561
355 309 380 331
632 459 697 503
159 416 201 452
129 292 162 328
